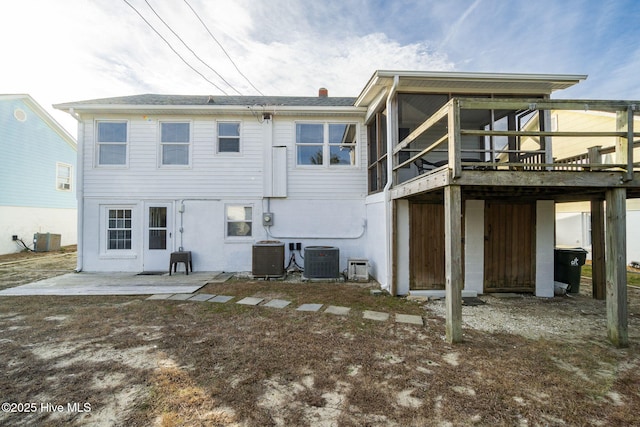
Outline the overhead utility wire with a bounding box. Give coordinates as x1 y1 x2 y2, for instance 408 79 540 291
122 0 229 95
143 0 243 96
183 0 265 96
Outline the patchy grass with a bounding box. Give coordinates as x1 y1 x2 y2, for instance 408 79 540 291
1 252 639 426
581 262 640 287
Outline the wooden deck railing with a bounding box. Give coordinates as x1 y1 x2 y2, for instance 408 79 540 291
393 98 640 185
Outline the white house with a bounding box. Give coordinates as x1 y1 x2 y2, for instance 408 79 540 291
54 92 369 274
56 71 639 345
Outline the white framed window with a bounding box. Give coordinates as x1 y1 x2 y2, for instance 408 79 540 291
56 162 72 191
225 205 252 237
96 121 127 166
218 122 241 153
161 122 190 165
329 123 357 165
107 208 132 250
296 122 357 166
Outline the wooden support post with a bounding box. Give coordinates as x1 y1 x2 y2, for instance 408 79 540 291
508 113 517 164
605 188 628 347
591 199 606 300
448 100 462 178
445 185 463 343
616 110 633 181
587 146 602 171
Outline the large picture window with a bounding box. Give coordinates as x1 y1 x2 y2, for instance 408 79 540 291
107 209 132 250
161 122 190 165
296 123 357 166
97 121 127 165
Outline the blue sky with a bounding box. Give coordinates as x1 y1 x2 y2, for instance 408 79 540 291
1 0 639 136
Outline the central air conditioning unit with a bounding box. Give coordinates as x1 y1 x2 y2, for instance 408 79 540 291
252 241 285 277
33 233 61 252
304 246 340 279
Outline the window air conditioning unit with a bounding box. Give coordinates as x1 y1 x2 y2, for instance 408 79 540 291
304 246 340 279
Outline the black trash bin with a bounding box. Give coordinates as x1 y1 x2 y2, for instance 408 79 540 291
554 247 588 294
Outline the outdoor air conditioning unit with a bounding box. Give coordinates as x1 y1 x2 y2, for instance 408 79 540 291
33 233 61 252
304 246 340 279
252 241 285 277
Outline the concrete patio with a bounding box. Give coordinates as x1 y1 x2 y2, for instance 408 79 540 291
0 271 231 296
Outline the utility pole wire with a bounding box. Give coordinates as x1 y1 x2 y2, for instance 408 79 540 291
183 0 265 96
122 0 229 95
143 0 243 96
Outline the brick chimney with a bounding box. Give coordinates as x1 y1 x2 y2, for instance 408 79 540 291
318 87 328 98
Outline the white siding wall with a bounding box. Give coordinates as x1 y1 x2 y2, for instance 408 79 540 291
80 113 369 273
276 117 367 200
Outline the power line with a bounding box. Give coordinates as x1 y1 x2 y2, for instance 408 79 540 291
122 0 229 95
183 0 265 96
143 0 243 96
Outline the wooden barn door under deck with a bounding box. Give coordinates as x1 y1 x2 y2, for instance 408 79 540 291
484 201 535 292
410 203 445 290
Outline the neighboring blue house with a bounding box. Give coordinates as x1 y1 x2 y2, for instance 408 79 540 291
0 94 77 255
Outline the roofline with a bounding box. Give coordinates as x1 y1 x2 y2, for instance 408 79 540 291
2 94 77 149
355 70 588 106
53 103 366 116
373 69 588 82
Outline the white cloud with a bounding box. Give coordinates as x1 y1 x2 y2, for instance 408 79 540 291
1 0 639 137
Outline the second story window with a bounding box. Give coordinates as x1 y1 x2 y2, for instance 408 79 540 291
296 123 357 166
161 122 190 165
218 122 240 153
97 121 127 166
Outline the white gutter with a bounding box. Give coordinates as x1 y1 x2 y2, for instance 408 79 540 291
53 104 366 117
69 108 84 272
384 75 399 295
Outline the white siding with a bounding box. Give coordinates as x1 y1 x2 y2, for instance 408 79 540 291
83 115 264 199
80 111 370 273
273 117 367 200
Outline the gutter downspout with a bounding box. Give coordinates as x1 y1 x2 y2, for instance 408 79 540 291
69 108 84 272
384 75 399 295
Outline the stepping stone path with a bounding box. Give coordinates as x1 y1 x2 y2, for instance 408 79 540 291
296 303 323 312
237 297 264 306
363 310 390 322
325 305 351 316
264 299 291 308
189 293 216 302
146 294 423 327
209 295 233 303
395 314 424 326
168 293 192 301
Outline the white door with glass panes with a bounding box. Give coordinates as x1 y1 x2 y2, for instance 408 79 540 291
143 202 173 272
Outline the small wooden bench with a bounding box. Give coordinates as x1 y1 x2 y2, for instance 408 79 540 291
169 251 192 275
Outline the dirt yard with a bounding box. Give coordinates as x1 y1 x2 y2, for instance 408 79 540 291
0 248 639 426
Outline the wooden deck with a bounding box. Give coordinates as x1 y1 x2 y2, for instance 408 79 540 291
389 98 639 346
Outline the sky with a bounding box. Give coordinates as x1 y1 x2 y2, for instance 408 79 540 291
2 0 640 138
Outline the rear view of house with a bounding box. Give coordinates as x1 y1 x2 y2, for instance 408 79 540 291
0 94 77 255
54 92 368 274
56 70 639 346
